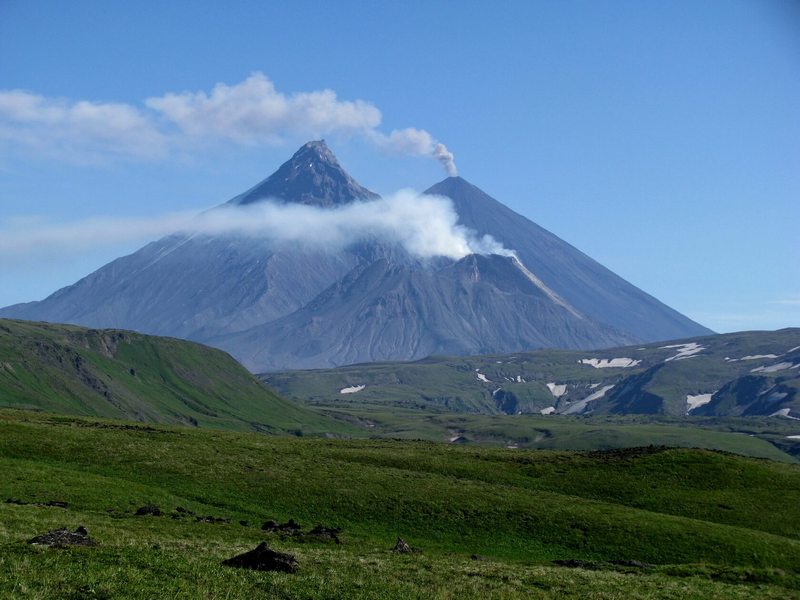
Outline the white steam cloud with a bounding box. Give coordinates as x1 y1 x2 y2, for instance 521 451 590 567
0 73 456 174
0 192 512 264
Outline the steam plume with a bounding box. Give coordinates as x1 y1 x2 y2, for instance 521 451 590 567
373 128 457 176
0 191 511 264
433 143 457 177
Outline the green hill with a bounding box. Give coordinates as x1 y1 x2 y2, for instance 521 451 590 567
0 319 347 435
1 409 800 598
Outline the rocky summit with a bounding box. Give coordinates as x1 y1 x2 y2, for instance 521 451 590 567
0 141 711 372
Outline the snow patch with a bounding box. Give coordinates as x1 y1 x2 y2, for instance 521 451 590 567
739 354 778 361
686 393 714 413
771 408 800 420
340 385 365 394
786 435 800 440
751 362 794 374
661 343 705 362
540 406 556 415
560 385 613 415
546 383 567 397
584 385 614 403
516 375 526 383
476 372 490 383
579 358 641 369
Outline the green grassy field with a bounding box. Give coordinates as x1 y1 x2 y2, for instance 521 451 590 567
328 408 798 460
2 409 800 598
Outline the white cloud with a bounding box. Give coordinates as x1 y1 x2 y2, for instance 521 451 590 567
0 90 167 162
145 73 381 143
0 191 511 264
0 73 456 172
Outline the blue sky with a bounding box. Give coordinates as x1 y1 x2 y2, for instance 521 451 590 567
0 0 798 332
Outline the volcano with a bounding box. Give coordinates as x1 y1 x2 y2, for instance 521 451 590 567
0 141 711 371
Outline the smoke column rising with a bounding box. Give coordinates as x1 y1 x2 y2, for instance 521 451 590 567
433 142 457 177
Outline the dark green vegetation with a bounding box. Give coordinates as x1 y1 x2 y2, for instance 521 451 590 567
0 319 347 435
2 409 800 598
265 328 800 418
322 408 800 462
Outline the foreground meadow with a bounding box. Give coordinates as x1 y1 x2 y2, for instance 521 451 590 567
1 409 799 598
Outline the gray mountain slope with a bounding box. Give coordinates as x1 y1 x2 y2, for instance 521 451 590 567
426 177 712 342
1 140 711 372
3 234 360 340
0 141 373 338
216 253 637 371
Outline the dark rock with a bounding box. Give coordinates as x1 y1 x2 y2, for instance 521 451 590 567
222 542 299 573
279 518 301 531
307 524 342 544
470 554 489 561
28 526 97 547
45 501 69 508
266 518 302 535
393 537 412 554
196 515 228 523
5 498 25 505
239 520 249 527
261 520 279 532
134 504 162 516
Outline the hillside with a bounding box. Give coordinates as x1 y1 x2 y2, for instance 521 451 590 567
2 409 800 598
0 319 345 434
265 328 800 419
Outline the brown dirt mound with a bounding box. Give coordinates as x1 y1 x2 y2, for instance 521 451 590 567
261 518 301 533
28 526 97 547
222 542 299 573
307 524 342 544
135 504 162 516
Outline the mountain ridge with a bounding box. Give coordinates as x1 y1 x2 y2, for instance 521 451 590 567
1 141 711 371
